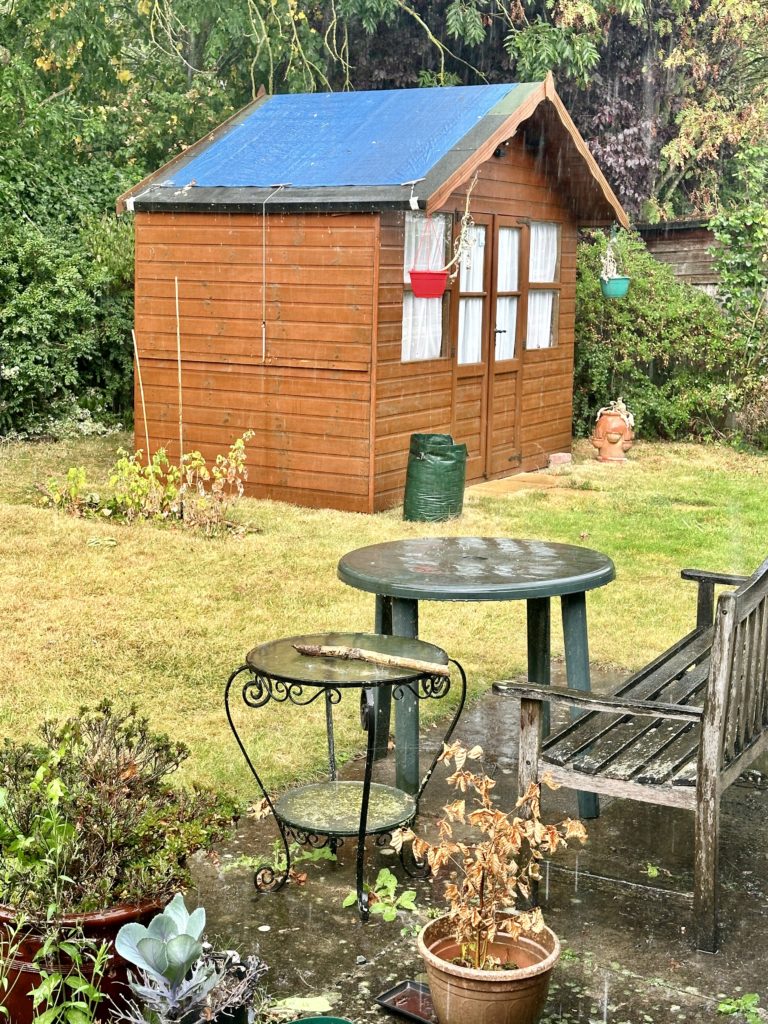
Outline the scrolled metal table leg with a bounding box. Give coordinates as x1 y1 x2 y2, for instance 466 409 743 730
224 664 291 893
356 686 378 922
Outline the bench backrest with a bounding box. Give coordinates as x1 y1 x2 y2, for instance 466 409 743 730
706 557 768 778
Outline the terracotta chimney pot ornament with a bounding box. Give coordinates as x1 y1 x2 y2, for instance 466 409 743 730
591 397 635 462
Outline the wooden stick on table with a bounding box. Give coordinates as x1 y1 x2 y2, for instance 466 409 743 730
293 644 450 677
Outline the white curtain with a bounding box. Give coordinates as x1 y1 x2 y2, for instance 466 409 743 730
404 212 449 281
459 224 486 291
402 212 449 361
529 222 559 283
458 298 483 364
526 291 556 349
495 297 517 359
497 227 519 291
402 293 443 361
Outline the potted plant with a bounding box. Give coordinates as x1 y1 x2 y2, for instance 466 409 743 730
114 894 267 1023
599 234 631 298
0 701 236 1023
407 742 586 1024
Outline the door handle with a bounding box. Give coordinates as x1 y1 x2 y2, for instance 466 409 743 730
494 328 507 335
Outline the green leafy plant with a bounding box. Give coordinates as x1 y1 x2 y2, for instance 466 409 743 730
115 895 268 1023
717 992 761 1024
406 742 586 971
574 230 745 440
29 930 110 1024
224 838 336 886
41 431 255 534
0 701 236 918
342 867 418 922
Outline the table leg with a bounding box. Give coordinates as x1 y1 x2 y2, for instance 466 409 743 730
561 592 600 820
357 687 377 922
392 597 420 796
526 597 551 737
372 596 393 761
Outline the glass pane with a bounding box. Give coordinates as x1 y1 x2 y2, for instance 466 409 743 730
458 297 483 364
459 225 486 292
526 291 556 349
529 223 559 283
497 228 520 292
495 297 517 360
402 293 443 361
404 213 450 284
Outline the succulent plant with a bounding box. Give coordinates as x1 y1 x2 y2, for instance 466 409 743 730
115 895 268 1024
116 894 222 1017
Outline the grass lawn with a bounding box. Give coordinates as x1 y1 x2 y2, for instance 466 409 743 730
1 434 766 800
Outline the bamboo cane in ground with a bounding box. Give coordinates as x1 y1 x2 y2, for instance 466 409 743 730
293 644 449 677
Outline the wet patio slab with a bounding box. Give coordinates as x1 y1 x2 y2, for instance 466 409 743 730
191 670 768 1024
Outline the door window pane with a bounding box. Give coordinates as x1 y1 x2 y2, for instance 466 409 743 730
458 298 483 364
459 225 486 292
526 291 557 349
497 228 520 291
529 223 559 283
402 294 444 361
495 297 517 360
403 212 450 282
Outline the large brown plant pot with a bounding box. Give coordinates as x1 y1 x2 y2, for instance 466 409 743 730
0 901 161 1024
417 916 560 1024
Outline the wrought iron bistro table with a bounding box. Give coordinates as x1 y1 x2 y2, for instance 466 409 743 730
225 631 466 921
337 537 616 819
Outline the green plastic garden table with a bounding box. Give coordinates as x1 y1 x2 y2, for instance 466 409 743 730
337 537 616 819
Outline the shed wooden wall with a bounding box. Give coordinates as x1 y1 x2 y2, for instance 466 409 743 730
134 211 378 512
373 133 579 511
638 225 719 296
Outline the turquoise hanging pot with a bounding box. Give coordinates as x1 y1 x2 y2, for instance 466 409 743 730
600 276 631 299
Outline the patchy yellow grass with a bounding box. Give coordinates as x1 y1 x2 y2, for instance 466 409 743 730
1 435 766 798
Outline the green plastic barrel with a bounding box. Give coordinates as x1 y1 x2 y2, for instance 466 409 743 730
403 433 468 522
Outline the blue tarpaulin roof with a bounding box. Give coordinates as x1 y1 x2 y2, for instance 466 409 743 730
164 85 519 189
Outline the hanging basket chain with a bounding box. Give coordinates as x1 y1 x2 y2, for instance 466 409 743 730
443 172 479 280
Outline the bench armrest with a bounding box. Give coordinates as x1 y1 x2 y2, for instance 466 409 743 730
681 567 749 630
493 680 702 723
680 568 748 587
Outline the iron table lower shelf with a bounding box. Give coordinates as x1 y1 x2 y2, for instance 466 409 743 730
275 781 416 838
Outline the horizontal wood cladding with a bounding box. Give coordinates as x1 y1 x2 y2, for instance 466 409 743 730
135 358 372 510
135 209 379 512
135 211 377 374
640 227 720 292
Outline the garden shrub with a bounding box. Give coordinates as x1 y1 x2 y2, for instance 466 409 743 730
574 231 746 440
709 145 768 447
0 214 133 437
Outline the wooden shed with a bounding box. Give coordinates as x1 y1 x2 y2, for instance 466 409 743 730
637 219 719 297
118 76 627 513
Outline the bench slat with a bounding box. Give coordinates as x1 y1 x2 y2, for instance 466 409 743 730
636 728 702 785
601 721 700 782
671 758 698 786
543 631 712 767
565 664 709 778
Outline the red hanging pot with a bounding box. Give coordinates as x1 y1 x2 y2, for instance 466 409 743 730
409 269 449 299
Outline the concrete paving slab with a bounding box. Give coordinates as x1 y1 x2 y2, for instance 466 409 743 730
191 680 768 1024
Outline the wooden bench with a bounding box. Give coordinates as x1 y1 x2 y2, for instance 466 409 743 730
494 558 768 953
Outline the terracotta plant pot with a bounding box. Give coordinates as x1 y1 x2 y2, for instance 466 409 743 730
409 269 449 298
417 915 560 1024
0 901 161 1024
